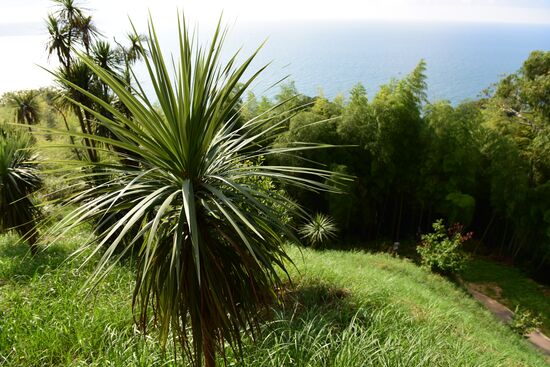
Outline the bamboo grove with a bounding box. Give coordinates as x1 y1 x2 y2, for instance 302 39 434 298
246 55 550 282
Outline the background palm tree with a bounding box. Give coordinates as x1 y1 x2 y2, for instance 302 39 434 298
125 33 146 62
49 15 339 367
115 33 146 90
0 126 42 255
4 90 41 129
45 14 71 68
73 15 100 53
54 61 100 162
45 0 131 164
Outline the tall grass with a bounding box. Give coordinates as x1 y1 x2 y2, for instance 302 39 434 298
232 246 548 366
0 234 547 366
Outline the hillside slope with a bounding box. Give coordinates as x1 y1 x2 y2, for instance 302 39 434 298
250 246 549 366
0 235 547 366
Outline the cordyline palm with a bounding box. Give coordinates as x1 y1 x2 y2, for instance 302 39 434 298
48 15 338 367
299 213 338 247
46 14 71 68
47 0 99 67
53 0 83 27
73 15 100 53
117 33 146 88
54 60 102 162
125 33 146 63
0 127 42 255
4 90 41 128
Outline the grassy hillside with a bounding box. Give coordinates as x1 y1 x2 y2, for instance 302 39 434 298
0 233 548 366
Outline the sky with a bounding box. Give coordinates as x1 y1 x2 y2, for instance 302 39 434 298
1 0 550 94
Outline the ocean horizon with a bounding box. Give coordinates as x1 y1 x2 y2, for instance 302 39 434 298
213 20 550 104
2 20 550 104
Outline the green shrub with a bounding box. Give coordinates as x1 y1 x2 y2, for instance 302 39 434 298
510 305 543 336
417 219 470 275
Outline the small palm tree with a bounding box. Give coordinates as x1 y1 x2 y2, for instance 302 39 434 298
47 0 99 67
0 127 42 255
54 60 102 162
46 14 71 68
91 40 121 74
113 33 147 120
123 32 147 64
4 90 41 128
50 15 338 367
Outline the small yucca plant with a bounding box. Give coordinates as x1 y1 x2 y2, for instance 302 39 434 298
0 126 42 254
300 213 338 247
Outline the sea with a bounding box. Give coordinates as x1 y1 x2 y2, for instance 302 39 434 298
215 21 550 104
2 20 550 105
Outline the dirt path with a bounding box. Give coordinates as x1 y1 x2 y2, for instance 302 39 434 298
466 283 550 361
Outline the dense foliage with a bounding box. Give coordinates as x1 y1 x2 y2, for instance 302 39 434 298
241 53 550 282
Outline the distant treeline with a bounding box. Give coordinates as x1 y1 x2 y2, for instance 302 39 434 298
241 52 550 282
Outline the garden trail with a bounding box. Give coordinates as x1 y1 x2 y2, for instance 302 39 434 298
466 283 550 361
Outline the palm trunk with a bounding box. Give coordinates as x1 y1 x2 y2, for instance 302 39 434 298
54 105 83 160
75 108 98 163
19 223 38 256
201 284 216 367
202 331 216 367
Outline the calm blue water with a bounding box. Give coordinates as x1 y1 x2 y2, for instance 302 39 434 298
208 21 550 104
